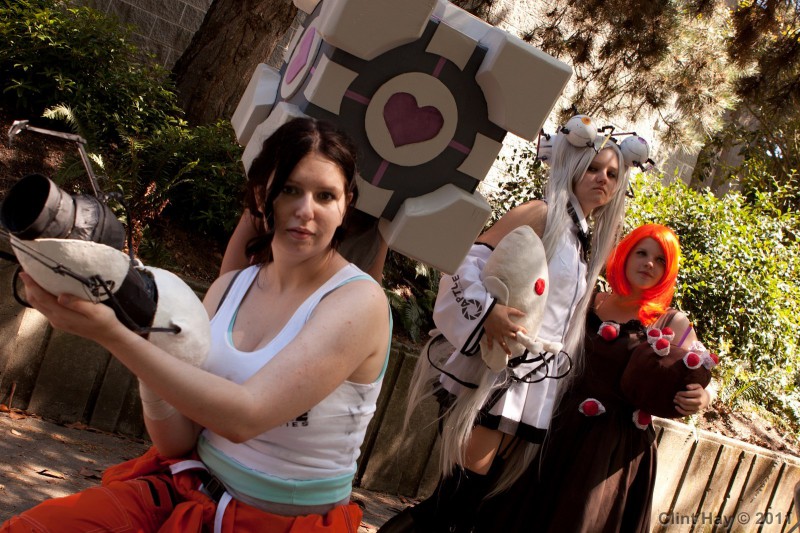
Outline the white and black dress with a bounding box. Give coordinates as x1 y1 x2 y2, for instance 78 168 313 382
431 198 589 442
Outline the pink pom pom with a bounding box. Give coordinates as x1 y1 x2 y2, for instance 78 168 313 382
653 337 670 356
633 409 652 429
684 352 702 369
579 398 606 417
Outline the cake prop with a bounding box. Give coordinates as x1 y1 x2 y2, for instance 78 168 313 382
620 337 716 418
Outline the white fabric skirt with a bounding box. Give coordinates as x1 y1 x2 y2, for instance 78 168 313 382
429 333 567 443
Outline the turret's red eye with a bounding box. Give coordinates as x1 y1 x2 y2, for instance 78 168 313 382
534 278 545 295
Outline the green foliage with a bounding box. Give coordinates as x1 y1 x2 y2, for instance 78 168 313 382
39 105 245 254
165 122 245 243
719 116 800 213
2 1 246 254
383 251 440 344
487 143 548 223
627 172 800 423
0 0 182 145
112 121 245 244
39 104 107 187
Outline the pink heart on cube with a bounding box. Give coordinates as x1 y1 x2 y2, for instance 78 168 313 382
286 29 316 85
383 92 444 147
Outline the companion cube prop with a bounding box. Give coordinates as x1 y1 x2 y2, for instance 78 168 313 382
231 0 572 273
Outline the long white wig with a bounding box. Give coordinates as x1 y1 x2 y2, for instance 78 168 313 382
403 134 631 497
545 134 630 377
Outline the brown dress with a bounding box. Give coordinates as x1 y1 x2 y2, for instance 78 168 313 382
475 310 657 533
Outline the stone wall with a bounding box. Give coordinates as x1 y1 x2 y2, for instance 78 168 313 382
82 0 213 67
77 0 298 69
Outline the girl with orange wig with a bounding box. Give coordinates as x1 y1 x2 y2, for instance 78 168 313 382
474 223 712 533
605 223 682 327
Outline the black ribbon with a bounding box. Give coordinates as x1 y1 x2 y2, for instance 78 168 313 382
567 204 591 262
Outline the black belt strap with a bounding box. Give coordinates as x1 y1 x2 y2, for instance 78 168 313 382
195 469 228 503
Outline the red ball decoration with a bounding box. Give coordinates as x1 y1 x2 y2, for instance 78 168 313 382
684 352 702 369
653 337 671 356
633 409 652 429
534 278 545 295
600 324 618 341
579 398 605 416
583 402 598 416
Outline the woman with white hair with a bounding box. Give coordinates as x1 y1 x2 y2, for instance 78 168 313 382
380 117 632 533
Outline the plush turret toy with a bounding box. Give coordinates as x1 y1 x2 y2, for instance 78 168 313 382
478 225 562 372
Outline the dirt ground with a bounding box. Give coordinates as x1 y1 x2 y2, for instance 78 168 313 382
0 410 150 522
2 111 799 462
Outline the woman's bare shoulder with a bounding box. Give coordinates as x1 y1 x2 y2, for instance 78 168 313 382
667 310 698 347
328 275 387 311
202 269 245 318
479 200 547 247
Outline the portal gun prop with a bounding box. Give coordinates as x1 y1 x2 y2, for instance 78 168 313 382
0 121 209 368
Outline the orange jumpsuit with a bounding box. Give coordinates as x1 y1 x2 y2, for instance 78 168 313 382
1 447 362 533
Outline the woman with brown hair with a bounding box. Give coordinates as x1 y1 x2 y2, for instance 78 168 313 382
4 117 392 533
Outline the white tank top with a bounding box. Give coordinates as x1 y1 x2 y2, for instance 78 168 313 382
197 263 389 506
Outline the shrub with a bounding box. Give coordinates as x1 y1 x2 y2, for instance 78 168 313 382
487 143 547 223
0 0 181 145
383 251 440 344
108 121 245 246
627 173 800 423
2 1 245 255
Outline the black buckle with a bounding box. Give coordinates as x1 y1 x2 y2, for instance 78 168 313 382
199 471 227 503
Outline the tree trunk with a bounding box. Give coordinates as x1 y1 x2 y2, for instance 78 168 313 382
172 0 298 125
